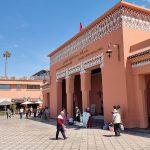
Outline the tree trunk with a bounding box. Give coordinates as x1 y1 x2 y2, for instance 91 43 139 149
5 57 7 77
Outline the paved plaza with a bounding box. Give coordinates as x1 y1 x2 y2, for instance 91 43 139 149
0 115 150 150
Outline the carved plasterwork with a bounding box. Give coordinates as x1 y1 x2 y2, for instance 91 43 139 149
50 6 150 65
56 53 104 80
131 58 150 68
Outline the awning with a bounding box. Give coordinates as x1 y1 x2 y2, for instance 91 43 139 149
35 101 43 104
0 98 12 103
0 101 14 106
21 101 34 105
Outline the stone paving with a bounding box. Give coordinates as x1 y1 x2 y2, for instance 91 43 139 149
0 115 150 150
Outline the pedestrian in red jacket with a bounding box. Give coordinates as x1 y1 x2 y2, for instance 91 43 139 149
56 111 67 140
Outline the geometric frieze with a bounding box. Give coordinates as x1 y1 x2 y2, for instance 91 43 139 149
56 53 104 80
131 58 150 68
128 49 150 60
51 6 150 65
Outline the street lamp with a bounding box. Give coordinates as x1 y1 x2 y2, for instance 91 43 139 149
106 42 120 61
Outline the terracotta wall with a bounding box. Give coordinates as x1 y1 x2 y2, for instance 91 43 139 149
145 75 150 120
122 27 150 128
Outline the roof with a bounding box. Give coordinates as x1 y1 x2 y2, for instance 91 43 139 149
48 1 150 58
32 69 49 77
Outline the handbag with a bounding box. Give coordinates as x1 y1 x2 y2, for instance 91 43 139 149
119 124 124 131
109 123 114 132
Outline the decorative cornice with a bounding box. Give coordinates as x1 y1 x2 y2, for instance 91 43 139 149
50 6 150 65
56 53 104 80
65 75 75 80
128 49 150 60
80 70 91 75
131 58 150 68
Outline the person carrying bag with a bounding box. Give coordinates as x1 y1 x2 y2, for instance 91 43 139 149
112 110 121 136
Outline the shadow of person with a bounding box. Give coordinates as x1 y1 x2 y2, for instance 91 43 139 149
49 137 63 140
103 135 116 137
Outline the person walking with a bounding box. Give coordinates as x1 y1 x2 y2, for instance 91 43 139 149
19 107 24 119
29 106 33 117
112 109 121 136
6 108 11 119
56 111 67 140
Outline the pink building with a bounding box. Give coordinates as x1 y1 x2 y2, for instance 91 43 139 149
0 76 43 105
45 1 150 128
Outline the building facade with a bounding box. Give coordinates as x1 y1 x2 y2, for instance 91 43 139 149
0 76 43 104
40 70 50 108
47 1 150 128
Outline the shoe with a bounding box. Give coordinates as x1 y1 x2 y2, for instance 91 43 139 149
64 137 67 140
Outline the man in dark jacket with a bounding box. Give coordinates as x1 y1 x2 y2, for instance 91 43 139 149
56 111 67 140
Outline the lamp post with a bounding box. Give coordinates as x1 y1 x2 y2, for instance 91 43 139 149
106 42 120 61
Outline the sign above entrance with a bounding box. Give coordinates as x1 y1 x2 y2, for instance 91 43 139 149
56 53 104 80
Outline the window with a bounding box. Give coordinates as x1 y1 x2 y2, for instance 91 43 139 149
27 85 40 89
0 84 11 89
16 84 21 90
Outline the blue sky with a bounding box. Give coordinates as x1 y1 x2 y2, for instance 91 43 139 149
0 0 149 77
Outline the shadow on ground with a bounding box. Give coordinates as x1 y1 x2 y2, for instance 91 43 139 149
28 116 103 130
103 135 116 137
122 130 150 139
28 117 150 138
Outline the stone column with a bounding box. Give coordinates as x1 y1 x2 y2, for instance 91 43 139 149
66 76 74 117
134 75 148 128
56 79 62 115
80 70 91 111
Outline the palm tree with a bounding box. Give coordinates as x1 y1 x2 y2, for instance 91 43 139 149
3 51 11 77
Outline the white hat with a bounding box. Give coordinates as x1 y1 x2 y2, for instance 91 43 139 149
61 111 64 114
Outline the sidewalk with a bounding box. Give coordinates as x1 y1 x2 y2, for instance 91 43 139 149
0 115 150 150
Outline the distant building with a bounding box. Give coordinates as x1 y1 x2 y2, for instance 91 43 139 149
41 81 50 108
32 69 49 80
36 70 50 108
31 69 50 108
0 76 43 107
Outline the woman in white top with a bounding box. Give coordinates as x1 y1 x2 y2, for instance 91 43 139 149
112 109 121 136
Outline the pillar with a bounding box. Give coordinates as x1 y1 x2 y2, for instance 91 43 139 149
134 75 148 128
66 76 74 117
56 79 62 115
80 70 91 111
